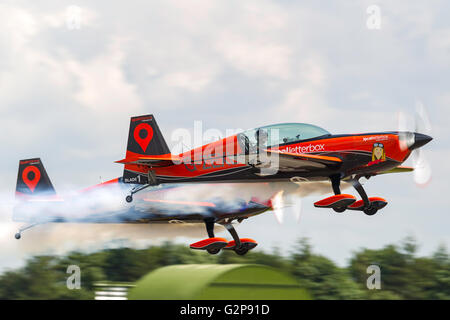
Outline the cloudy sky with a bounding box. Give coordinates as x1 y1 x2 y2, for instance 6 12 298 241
0 0 449 270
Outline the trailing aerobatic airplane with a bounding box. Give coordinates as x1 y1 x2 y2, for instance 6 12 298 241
13 158 277 255
117 114 432 215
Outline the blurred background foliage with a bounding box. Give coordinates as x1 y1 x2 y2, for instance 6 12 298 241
0 236 448 300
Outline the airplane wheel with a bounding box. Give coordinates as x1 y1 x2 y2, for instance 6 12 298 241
125 195 133 203
234 247 249 256
333 207 346 213
364 206 378 216
207 248 220 255
15 233 21 240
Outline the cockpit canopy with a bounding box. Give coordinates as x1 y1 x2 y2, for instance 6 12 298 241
237 123 330 153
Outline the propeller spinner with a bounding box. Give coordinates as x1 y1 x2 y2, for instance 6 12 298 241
397 103 433 186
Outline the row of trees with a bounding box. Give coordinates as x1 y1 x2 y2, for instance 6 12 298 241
0 237 448 299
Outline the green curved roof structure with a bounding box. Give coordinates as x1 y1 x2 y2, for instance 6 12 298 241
128 264 311 300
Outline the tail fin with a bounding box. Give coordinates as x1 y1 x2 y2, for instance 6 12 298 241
123 114 170 184
16 158 56 200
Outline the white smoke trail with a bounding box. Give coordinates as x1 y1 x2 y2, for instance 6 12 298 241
0 181 285 262
0 178 343 271
0 184 230 270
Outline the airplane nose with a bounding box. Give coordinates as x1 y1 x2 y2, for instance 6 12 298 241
410 133 433 150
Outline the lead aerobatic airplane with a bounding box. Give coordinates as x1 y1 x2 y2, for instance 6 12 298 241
117 114 432 215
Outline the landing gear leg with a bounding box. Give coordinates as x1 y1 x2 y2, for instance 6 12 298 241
331 174 341 195
204 218 220 254
125 184 151 203
330 174 346 213
224 223 250 255
224 223 242 249
14 223 39 240
205 218 215 238
350 177 377 216
126 171 160 203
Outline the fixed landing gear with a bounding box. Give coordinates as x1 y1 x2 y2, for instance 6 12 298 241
125 184 152 203
221 222 257 255
350 178 369 208
190 218 228 254
14 223 39 240
330 174 349 213
207 248 221 255
363 205 378 216
189 218 257 255
234 246 249 256
349 177 387 216
125 172 160 203
316 175 387 216
223 223 241 251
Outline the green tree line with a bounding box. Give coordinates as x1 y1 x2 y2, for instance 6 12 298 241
0 237 448 299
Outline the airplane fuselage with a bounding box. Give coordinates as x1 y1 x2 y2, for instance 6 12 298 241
130 132 412 184
13 180 273 225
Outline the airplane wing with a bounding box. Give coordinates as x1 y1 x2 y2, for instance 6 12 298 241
376 166 414 175
263 150 342 171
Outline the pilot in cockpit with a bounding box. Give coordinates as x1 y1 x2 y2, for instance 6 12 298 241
255 128 268 152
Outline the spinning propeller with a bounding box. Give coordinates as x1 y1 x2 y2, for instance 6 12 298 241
397 102 433 186
272 190 302 225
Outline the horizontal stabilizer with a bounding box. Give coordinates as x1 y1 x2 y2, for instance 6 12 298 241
115 154 181 166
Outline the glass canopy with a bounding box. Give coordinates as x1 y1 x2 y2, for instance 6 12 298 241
237 123 330 153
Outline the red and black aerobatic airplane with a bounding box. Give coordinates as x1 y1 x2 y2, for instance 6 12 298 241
118 114 432 215
14 158 277 255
